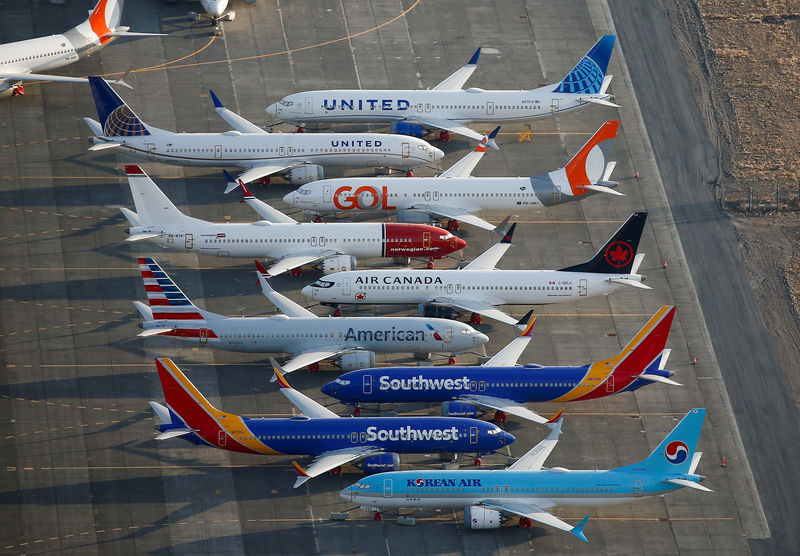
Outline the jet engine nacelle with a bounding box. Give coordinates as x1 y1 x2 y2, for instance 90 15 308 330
441 401 479 418
390 121 425 138
337 351 376 371
360 453 401 475
319 254 357 274
397 209 434 224
464 506 505 529
288 165 324 185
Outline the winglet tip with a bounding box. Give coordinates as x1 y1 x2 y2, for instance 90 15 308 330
271 358 291 389
520 313 536 336
209 89 223 108
254 259 269 276
571 515 590 543
468 47 481 65
500 222 516 244
547 407 564 424
292 460 310 477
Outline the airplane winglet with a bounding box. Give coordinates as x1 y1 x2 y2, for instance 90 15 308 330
270 358 292 388
487 125 501 150
570 515 590 543
292 461 311 488
492 215 511 236
547 408 565 424
223 170 239 194
209 89 224 108
254 259 270 278
468 47 481 66
238 179 254 199
516 312 535 336
500 222 516 244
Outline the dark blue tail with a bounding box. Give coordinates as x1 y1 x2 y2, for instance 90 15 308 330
558 211 646 274
88 76 150 137
553 35 616 94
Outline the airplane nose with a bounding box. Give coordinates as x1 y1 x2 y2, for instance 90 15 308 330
475 332 489 345
339 487 354 501
455 237 467 250
320 382 332 396
501 431 515 446
282 191 296 205
266 103 278 118
301 285 313 298
433 147 445 161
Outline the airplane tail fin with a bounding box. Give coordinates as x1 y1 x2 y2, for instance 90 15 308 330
558 211 646 274
124 166 205 227
137 258 221 322
553 35 616 94
615 408 706 475
557 120 620 196
88 76 150 137
606 305 675 376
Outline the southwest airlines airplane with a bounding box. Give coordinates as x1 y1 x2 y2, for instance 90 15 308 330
121 166 465 276
322 307 680 425
284 121 620 232
84 78 442 185
134 258 488 373
303 212 651 326
151 357 513 487
0 0 160 97
266 35 618 143
342 408 710 541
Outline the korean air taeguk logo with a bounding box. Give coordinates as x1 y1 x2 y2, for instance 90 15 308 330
664 440 689 464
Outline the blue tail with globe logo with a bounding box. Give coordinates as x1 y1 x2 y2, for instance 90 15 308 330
88 75 150 137
553 35 616 94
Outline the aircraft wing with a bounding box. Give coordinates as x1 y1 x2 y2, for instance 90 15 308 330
291 446 381 488
0 72 133 89
405 115 486 143
233 164 301 187
410 204 496 232
431 297 517 326
463 223 515 270
256 263 317 316
506 417 563 470
277 347 351 377
224 172 297 223
479 499 589 542
438 126 500 178
459 394 549 425
432 48 481 90
271 358 340 419
481 312 535 366
262 253 336 278
209 90 268 134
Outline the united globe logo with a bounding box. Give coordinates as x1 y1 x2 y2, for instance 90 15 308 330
555 57 603 94
103 105 149 137
664 440 689 464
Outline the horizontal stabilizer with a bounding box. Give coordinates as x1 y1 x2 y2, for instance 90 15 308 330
611 277 652 289
579 184 624 196
666 478 713 492
636 373 682 386
148 401 171 424
581 97 621 108
137 327 177 338
125 233 163 242
689 451 703 474
155 427 198 440
88 142 122 151
120 207 140 226
133 300 153 321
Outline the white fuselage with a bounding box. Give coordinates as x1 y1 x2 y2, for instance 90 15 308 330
268 86 609 125
303 269 642 306
91 129 439 171
0 35 80 76
201 0 229 17
145 315 487 355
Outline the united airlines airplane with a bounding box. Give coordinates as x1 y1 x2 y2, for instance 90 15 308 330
266 36 618 143
150 357 514 487
134 258 488 373
342 409 710 541
322 307 680 425
84 78 442 185
284 121 620 231
121 166 465 276
0 0 159 97
303 212 651 326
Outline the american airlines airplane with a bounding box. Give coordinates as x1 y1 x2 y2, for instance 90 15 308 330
266 35 618 143
84 78 443 185
323 307 680 425
121 166 465 277
303 213 651 326
151 357 513 487
342 409 710 541
135 258 488 373
284 121 620 232
0 0 159 98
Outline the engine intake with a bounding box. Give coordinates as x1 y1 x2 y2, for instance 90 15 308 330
288 165 324 185
464 506 505 529
319 255 357 274
360 453 400 474
337 351 376 371
441 401 479 418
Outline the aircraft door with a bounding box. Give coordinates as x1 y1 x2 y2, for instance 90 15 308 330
185 233 194 250
319 236 326 247
310 236 317 247
199 328 209 344
455 284 463 294
342 277 351 295
402 142 411 158
443 326 453 344
416 103 424 113
432 191 440 201
287 146 294 156
350 432 358 443
214 144 222 159
425 103 432 113
279 146 285 156
323 184 332 203
146 143 156 160
217 430 227 447
551 98 560 113
606 376 614 393
552 186 562 204
447 283 453 294
478 381 486 391
634 480 643 498
579 279 587 296
424 191 431 201
362 375 372 395
383 478 393 498
423 232 431 248
469 380 477 392
486 101 495 116
469 426 478 444
304 97 314 115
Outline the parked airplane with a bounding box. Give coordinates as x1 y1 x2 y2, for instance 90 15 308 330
187 1 235 35
134 258 488 373
121 166 465 276
303 212 651 326
341 408 710 541
266 36 618 143
84 79 443 185
322 307 680 424
0 0 160 98
284 121 620 232
150 357 514 487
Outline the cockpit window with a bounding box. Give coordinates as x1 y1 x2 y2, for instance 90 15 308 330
312 280 335 288
279 99 294 107
334 378 350 385
487 428 499 435
298 189 312 195
439 233 453 240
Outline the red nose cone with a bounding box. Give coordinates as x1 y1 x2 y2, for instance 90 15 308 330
456 238 467 250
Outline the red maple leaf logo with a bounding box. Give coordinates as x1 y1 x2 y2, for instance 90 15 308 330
603 242 632 268
355 292 366 301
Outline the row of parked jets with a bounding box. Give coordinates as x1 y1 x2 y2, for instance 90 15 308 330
4 0 711 542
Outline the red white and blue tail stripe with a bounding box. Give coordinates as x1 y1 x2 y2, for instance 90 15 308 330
139 258 204 320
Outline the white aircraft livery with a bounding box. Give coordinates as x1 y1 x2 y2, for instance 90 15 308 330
84 78 443 185
134 258 488 374
284 121 620 232
0 0 159 97
303 213 651 326
266 36 618 143
121 166 466 276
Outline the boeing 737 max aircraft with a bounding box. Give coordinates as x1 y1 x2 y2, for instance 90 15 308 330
267 36 618 143
0 0 160 97
84 78 442 185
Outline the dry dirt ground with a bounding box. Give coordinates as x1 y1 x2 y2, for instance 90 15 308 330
664 0 800 412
